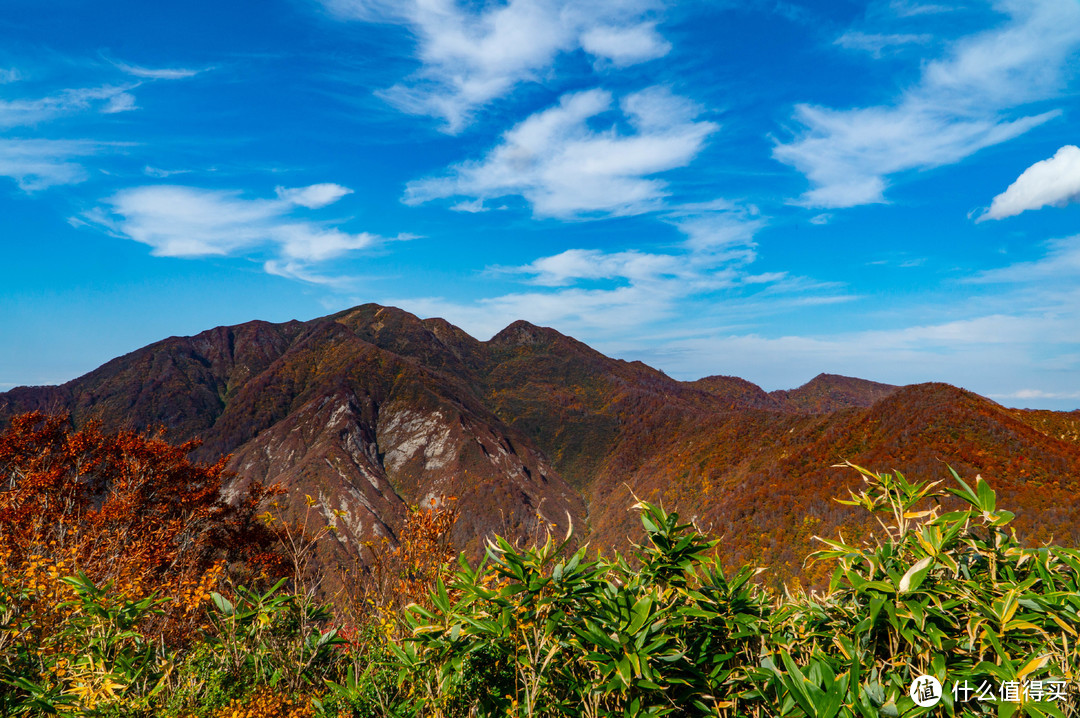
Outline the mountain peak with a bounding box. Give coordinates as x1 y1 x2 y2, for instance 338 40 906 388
685 375 785 412
771 373 900 413
488 320 568 348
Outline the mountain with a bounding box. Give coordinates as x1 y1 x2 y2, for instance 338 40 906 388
768 373 899 413
3 304 1079 588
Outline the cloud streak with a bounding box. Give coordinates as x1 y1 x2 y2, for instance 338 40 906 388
834 31 933 57
0 138 101 190
0 84 139 129
629 309 1080 403
0 58 204 191
969 234 1080 283
109 60 205 80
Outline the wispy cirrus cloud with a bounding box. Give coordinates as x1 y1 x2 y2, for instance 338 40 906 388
319 0 671 132
968 234 1080 283
979 145 1080 221
0 138 102 190
882 0 958 18
0 84 139 129
834 30 932 57
74 184 404 286
404 86 717 218
996 389 1080 400
775 0 1080 208
0 56 203 191
143 165 194 179
108 60 206 80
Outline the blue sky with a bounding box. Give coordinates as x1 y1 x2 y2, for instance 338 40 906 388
3 0 1080 409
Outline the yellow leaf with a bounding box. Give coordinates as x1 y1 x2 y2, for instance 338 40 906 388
1051 614 1077 636
1017 654 1051 682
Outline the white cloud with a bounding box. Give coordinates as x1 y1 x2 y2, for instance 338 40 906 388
0 81 146 191
0 84 140 128
394 284 675 340
0 61 196 191
1001 389 1080 400
109 60 204 80
886 0 956 17
75 184 396 286
980 145 1080 220
404 86 717 218
275 182 353 209
450 198 487 213
515 248 696 287
321 0 670 132
834 31 932 57
775 0 1080 208
580 22 671 67
0 58 202 190
143 165 193 178
669 211 764 254
263 259 358 288
969 234 1080 283
102 92 138 114
0 138 100 190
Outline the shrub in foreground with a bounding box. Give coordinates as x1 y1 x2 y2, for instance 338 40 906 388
398 465 1080 717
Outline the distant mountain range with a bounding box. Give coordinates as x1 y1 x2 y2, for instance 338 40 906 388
3 304 1079 587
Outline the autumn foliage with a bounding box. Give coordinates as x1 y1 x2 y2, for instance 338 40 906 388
0 412 464 716
0 411 282 643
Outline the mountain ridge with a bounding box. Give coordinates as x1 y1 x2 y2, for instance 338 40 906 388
3 304 1077 587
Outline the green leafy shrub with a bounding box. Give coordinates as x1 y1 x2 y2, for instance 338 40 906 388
0 572 171 717
398 466 1080 717
161 578 344 717
395 504 769 717
755 463 1080 717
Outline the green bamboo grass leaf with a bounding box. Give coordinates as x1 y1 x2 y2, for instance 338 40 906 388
210 592 234 617
976 476 996 513
1025 702 1067 718
899 557 934 593
778 651 816 716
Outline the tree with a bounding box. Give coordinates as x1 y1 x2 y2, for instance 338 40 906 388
0 411 283 643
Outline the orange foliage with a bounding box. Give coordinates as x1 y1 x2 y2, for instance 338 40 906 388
0 411 284 643
336 497 459 633
211 688 316 718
